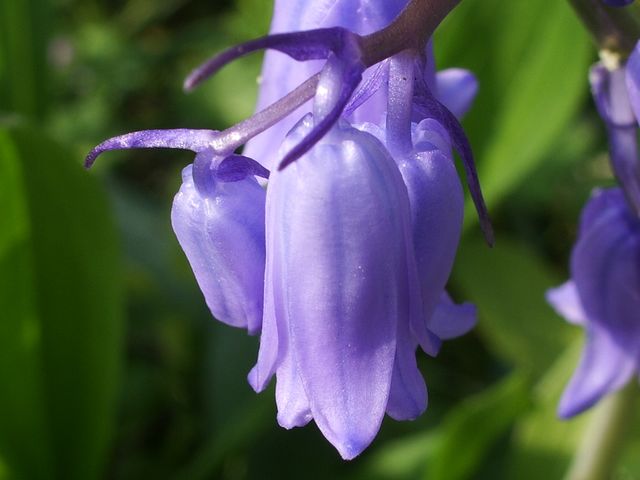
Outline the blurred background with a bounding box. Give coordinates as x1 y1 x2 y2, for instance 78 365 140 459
1 0 639 479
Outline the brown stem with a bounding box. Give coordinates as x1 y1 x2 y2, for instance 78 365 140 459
569 0 640 56
360 0 462 66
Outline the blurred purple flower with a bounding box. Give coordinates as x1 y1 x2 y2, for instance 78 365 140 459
590 45 640 216
547 188 640 418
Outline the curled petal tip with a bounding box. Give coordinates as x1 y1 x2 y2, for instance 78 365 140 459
217 154 270 182
84 149 100 169
183 76 196 93
84 129 221 169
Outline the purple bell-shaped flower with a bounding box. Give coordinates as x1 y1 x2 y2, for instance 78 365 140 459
248 57 431 460
86 131 270 334
547 188 640 418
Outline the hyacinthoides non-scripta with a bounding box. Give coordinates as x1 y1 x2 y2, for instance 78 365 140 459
85 0 490 459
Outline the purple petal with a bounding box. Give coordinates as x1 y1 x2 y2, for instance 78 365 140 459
571 189 640 340
546 281 587 326
343 60 389 116
386 316 427 421
397 131 464 349
591 63 640 215
275 350 312 429
248 185 287 391
171 162 266 334
413 81 494 245
578 188 626 236
85 129 219 168
269 121 416 459
626 41 640 120
215 154 270 182
411 118 451 152
435 68 478 119
430 293 477 340
558 325 636 418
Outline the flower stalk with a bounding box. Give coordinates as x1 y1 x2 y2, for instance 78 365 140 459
565 380 638 480
569 0 640 56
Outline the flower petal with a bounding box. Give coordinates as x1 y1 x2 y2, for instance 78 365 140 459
435 68 478 119
275 350 313 429
171 162 265 334
558 325 636 418
590 63 640 215
546 281 587 326
270 122 414 459
397 138 464 350
248 181 287 391
413 81 494 245
430 293 477 340
571 189 640 340
386 316 427 421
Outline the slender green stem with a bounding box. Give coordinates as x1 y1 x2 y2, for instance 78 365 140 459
568 0 640 57
565 381 638 480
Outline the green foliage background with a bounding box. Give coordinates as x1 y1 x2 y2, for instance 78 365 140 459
1 0 638 478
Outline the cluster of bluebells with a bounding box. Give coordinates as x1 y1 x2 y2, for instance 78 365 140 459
87 0 493 459
547 0 640 419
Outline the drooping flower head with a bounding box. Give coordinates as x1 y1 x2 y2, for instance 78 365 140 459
549 30 640 419
548 188 640 418
85 0 489 459
245 50 478 457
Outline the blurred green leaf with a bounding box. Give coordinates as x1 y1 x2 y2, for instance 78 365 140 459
0 130 53 480
0 0 50 118
437 0 593 223
0 125 124 480
452 236 575 378
427 374 530 480
509 339 590 478
358 432 438 480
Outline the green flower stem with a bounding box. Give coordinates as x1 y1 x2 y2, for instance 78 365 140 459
568 0 640 57
565 381 639 480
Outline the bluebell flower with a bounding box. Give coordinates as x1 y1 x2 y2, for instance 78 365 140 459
86 0 491 459
547 188 640 418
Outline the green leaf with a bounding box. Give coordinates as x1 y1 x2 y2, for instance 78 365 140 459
437 0 593 224
426 374 531 480
0 125 125 480
358 432 438 480
0 0 51 117
509 339 591 479
0 130 53 480
452 236 575 378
